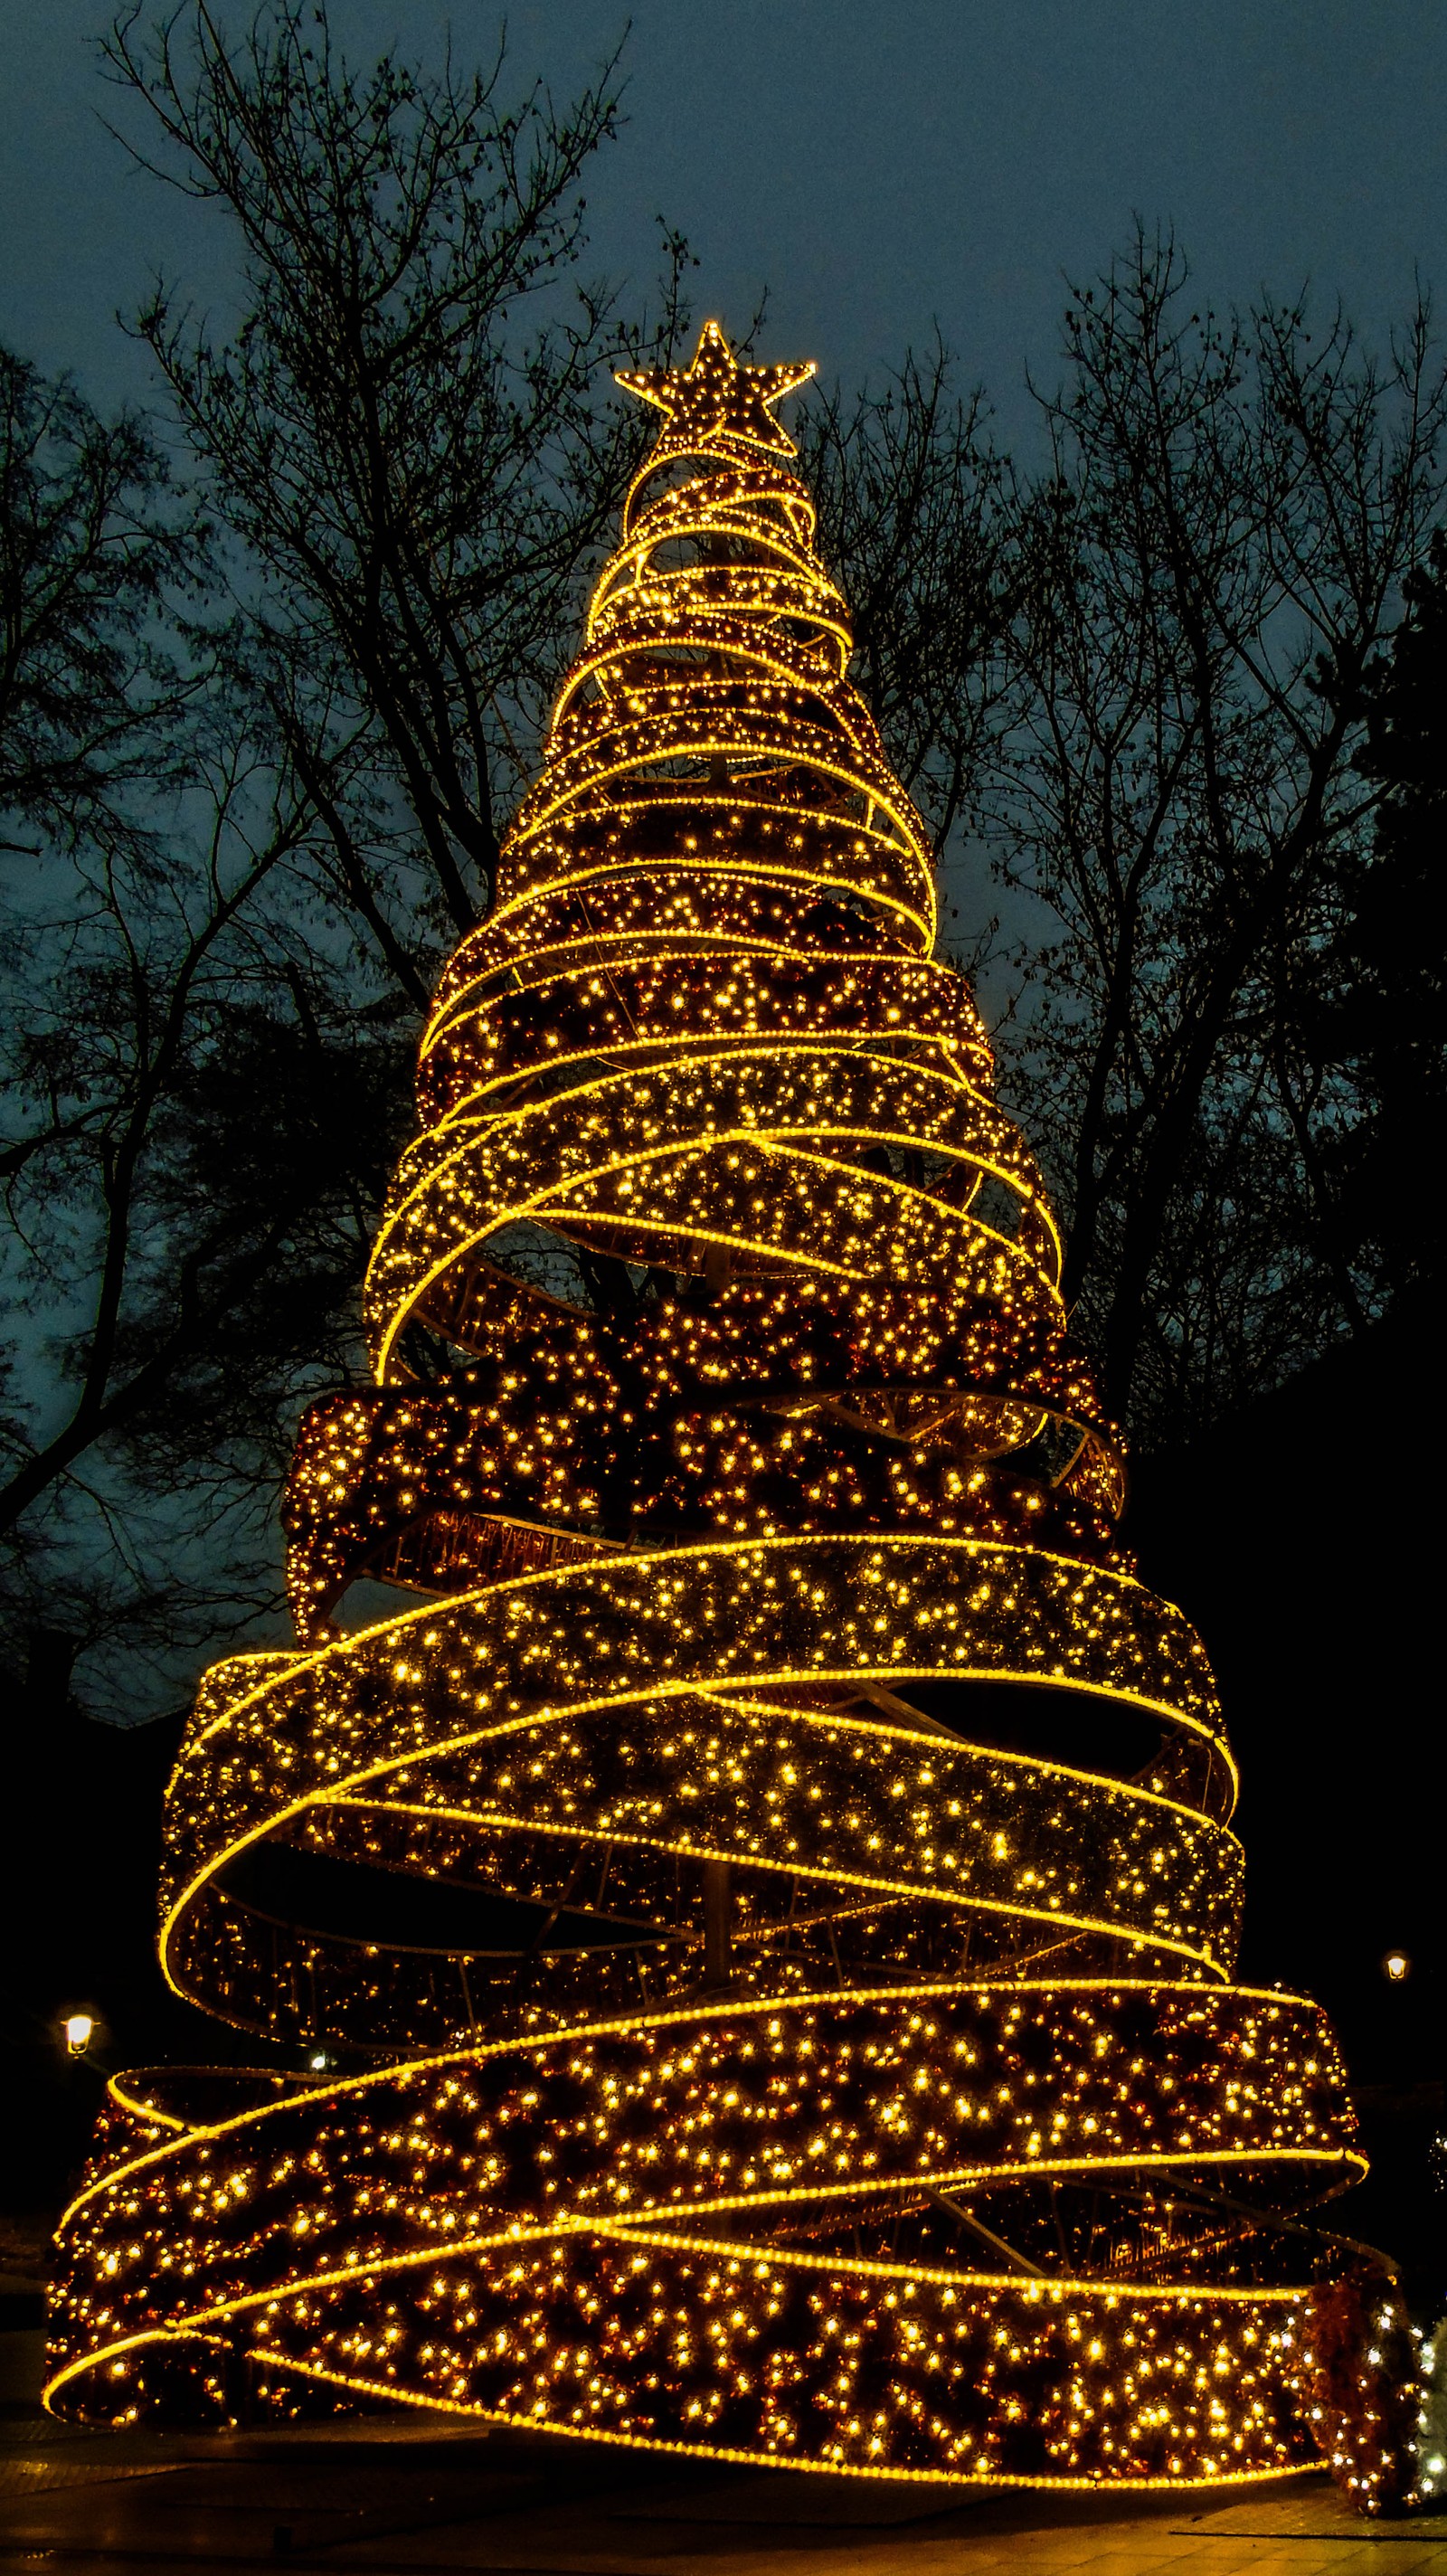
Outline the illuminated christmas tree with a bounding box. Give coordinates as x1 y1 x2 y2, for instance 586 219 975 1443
48 324 1409 2499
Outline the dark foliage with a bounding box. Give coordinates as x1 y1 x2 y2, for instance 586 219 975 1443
1300 2271 1423 2513
1323 532 1447 1304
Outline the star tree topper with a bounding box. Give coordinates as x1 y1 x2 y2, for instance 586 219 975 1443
617 320 816 459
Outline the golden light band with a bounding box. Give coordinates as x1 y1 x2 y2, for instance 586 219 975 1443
47 322 1376 2494
51 1978 1357 2477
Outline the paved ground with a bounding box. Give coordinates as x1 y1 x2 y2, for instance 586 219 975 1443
4 2395 1447 2576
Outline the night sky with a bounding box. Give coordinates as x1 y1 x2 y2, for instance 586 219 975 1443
5 2 1444 434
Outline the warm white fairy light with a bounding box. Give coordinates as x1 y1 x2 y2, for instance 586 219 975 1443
46 322 1392 2503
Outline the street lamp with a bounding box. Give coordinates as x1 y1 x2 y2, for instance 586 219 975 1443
61 2013 94 2056
1383 1951 1410 1984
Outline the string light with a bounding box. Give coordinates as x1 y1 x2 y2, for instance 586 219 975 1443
45 321 1407 2502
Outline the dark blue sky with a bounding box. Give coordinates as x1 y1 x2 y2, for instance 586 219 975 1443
4 1 1443 433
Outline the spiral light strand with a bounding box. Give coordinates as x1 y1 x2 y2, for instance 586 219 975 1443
48 323 1376 2494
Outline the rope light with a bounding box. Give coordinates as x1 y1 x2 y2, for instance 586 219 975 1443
46 321 1398 2498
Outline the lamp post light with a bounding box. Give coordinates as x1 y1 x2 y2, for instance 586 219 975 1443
1383 1951 1410 1984
61 2013 94 2056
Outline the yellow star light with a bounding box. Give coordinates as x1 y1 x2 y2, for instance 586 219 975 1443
617 319 816 458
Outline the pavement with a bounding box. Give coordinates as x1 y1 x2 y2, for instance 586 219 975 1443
4 2389 1447 2576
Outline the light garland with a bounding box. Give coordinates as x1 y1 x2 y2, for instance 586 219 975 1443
46 321 1410 2499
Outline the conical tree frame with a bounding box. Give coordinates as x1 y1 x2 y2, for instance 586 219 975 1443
50 323 1368 2492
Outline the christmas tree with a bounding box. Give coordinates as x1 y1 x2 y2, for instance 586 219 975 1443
49 325 1401 2497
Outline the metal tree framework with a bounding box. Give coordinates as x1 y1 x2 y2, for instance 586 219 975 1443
48 326 1388 2492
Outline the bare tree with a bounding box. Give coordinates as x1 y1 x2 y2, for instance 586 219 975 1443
104 0 692 992
2 7 695 1716
799 338 1006 880
796 245 1447 1438
0 360 360 1711
0 348 205 852
1314 528 1447 1312
979 231 1447 1436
